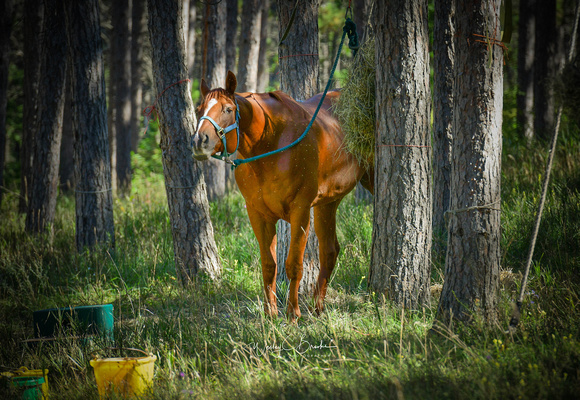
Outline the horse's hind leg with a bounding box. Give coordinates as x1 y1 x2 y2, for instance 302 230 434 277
285 208 311 321
246 207 278 317
313 200 341 314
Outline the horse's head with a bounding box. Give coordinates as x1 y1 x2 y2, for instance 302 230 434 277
191 71 239 161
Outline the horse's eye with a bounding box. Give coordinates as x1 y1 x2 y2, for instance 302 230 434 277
224 107 233 114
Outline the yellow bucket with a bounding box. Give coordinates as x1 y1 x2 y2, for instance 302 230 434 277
0 367 49 400
90 350 156 399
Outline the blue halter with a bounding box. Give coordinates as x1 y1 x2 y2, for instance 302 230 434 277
198 98 241 164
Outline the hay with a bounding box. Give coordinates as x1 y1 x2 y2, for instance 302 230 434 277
333 37 376 168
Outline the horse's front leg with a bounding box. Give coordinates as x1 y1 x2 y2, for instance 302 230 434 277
285 207 311 321
246 207 278 317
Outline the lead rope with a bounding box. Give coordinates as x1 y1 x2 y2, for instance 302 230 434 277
231 5 359 169
509 0 580 330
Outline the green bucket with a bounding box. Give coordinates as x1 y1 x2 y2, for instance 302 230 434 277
11 376 45 400
33 304 114 341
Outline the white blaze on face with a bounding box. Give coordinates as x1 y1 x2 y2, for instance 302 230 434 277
197 98 218 131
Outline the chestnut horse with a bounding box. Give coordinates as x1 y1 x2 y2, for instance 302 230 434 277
192 71 374 320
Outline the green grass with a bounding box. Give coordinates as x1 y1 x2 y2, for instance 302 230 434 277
1 121 580 399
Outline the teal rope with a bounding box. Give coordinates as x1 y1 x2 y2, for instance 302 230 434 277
232 20 354 168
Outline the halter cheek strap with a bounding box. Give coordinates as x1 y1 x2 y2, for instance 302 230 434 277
198 99 241 164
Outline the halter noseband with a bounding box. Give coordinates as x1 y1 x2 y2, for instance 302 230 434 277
198 98 241 164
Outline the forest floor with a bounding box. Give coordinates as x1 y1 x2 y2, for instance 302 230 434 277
1 118 580 399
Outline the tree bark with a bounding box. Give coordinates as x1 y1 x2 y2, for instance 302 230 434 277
131 0 147 153
238 0 262 92
534 0 556 141
148 0 221 282
256 0 270 93
432 0 455 248
276 0 320 297
25 0 68 234
517 0 535 142
437 0 503 325
0 0 14 208
111 0 132 195
19 0 43 212
369 0 432 309
202 0 227 201
59 71 74 192
65 0 115 251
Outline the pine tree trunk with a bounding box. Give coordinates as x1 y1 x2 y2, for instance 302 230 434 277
25 0 68 234
432 0 455 252
369 0 432 309
238 0 262 93
0 0 13 208
517 0 535 142
276 0 320 297
256 0 270 93
437 0 503 325
20 0 43 212
226 0 239 74
59 72 74 192
534 0 556 141
202 1 227 201
187 0 196 79
112 0 132 195
147 0 221 283
65 0 115 251
131 0 147 153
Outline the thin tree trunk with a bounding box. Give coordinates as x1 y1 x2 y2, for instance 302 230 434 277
148 0 221 282
437 0 503 325
202 0 227 201
226 0 239 75
187 0 197 79
65 0 115 251
238 0 262 92
112 0 132 195
517 0 535 142
25 0 68 234
131 0 147 153
256 0 270 93
276 0 320 297
0 0 13 208
19 0 43 212
432 0 455 251
369 0 432 309
59 70 74 192
534 0 556 141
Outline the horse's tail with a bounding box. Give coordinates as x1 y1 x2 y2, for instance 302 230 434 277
359 168 374 195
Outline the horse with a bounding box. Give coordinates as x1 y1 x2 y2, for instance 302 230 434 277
192 71 374 320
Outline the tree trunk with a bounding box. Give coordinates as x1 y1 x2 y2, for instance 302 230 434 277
131 0 147 153
256 0 270 93
437 0 503 325
25 0 68 234
534 0 556 141
65 0 115 251
111 0 132 195
225 0 239 75
276 0 320 297
238 0 262 92
369 0 432 309
432 0 455 252
517 0 535 142
147 0 221 282
0 0 13 208
19 0 43 212
202 0 227 201
59 71 74 192
187 0 197 79
352 0 371 44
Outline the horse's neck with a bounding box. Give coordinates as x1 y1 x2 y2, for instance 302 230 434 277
236 93 282 158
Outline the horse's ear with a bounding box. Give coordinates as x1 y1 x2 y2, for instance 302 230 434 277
225 71 237 95
200 79 210 99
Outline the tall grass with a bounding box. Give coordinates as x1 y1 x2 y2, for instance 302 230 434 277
1 119 579 398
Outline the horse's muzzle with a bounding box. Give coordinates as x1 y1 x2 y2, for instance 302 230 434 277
191 131 212 161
